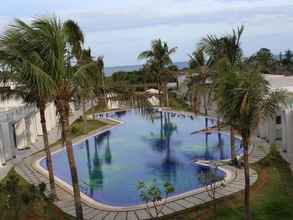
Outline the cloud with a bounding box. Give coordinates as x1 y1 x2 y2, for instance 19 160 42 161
57 0 293 33
1 0 293 66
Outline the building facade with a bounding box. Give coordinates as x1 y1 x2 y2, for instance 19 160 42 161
0 98 58 165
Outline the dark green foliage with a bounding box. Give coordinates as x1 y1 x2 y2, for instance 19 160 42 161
259 144 280 167
0 170 47 220
111 70 146 84
137 179 175 218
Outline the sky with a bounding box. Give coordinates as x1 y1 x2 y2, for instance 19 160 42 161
1 0 293 67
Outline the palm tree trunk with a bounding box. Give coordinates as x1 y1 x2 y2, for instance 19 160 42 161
203 93 208 116
230 127 237 166
159 83 163 107
101 74 107 107
164 83 169 107
192 92 198 114
82 99 86 122
58 101 84 220
243 136 251 220
39 102 56 200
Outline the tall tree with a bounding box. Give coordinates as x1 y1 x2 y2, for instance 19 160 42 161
29 17 97 220
95 56 107 105
248 48 274 74
215 67 286 220
200 25 245 166
138 39 177 107
0 19 57 199
188 47 212 115
64 19 84 64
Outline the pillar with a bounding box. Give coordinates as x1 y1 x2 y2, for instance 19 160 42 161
0 122 16 159
25 116 32 148
0 128 7 165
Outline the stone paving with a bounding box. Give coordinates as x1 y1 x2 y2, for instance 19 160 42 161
11 109 271 220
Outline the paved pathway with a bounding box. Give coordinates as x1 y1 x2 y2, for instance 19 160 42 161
7 107 271 220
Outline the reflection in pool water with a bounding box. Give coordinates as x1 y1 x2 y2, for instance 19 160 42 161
40 109 242 206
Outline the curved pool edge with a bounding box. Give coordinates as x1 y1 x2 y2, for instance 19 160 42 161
34 151 236 211
33 108 243 212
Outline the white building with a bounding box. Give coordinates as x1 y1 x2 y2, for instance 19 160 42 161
257 74 293 157
0 95 59 165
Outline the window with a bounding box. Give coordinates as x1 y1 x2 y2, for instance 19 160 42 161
276 128 282 141
276 116 282 125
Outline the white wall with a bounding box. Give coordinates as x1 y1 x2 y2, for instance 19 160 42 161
14 102 58 149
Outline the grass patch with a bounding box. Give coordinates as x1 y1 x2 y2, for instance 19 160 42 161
169 93 191 112
85 103 108 115
69 118 111 138
0 170 74 220
163 147 293 220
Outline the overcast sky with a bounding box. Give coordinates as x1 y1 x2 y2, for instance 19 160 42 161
1 0 293 67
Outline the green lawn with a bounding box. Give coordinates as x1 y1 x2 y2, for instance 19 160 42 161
162 148 293 220
85 103 109 115
69 118 112 138
169 93 191 112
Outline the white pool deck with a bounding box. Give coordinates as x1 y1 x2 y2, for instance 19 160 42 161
1 109 271 220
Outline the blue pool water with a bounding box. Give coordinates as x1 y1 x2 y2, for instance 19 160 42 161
40 109 242 206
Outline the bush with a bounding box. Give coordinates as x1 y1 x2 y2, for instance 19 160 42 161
260 144 280 166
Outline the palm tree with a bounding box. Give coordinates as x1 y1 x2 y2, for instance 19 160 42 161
138 39 177 107
28 17 97 220
200 25 245 165
95 56 107 106
188 47 212 115
0 19 57 199
64 19 84 64
215 67 287 220
77 49 96 121
200 25 244 66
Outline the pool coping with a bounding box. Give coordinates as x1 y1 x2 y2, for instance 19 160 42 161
16 108 266 219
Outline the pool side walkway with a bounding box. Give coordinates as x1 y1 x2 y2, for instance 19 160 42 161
13 118 270 220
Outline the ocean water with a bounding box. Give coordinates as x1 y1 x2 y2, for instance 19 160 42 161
104 61 189 76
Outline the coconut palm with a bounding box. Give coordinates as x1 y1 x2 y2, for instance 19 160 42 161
200 25 244 66
28 17 97 220
138 39 177 107
215 66 287 220
77 49 97 121
0 19 57 199
95 56 107 105
188 47 212 115
64 19 84 64
200 25 245 165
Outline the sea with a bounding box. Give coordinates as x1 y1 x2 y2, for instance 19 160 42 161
104 61 188 76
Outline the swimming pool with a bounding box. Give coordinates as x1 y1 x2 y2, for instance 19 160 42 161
39 109 242 207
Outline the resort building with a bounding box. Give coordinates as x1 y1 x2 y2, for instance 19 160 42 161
0 88 120 166
257 75 293 167
0 95 59 165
